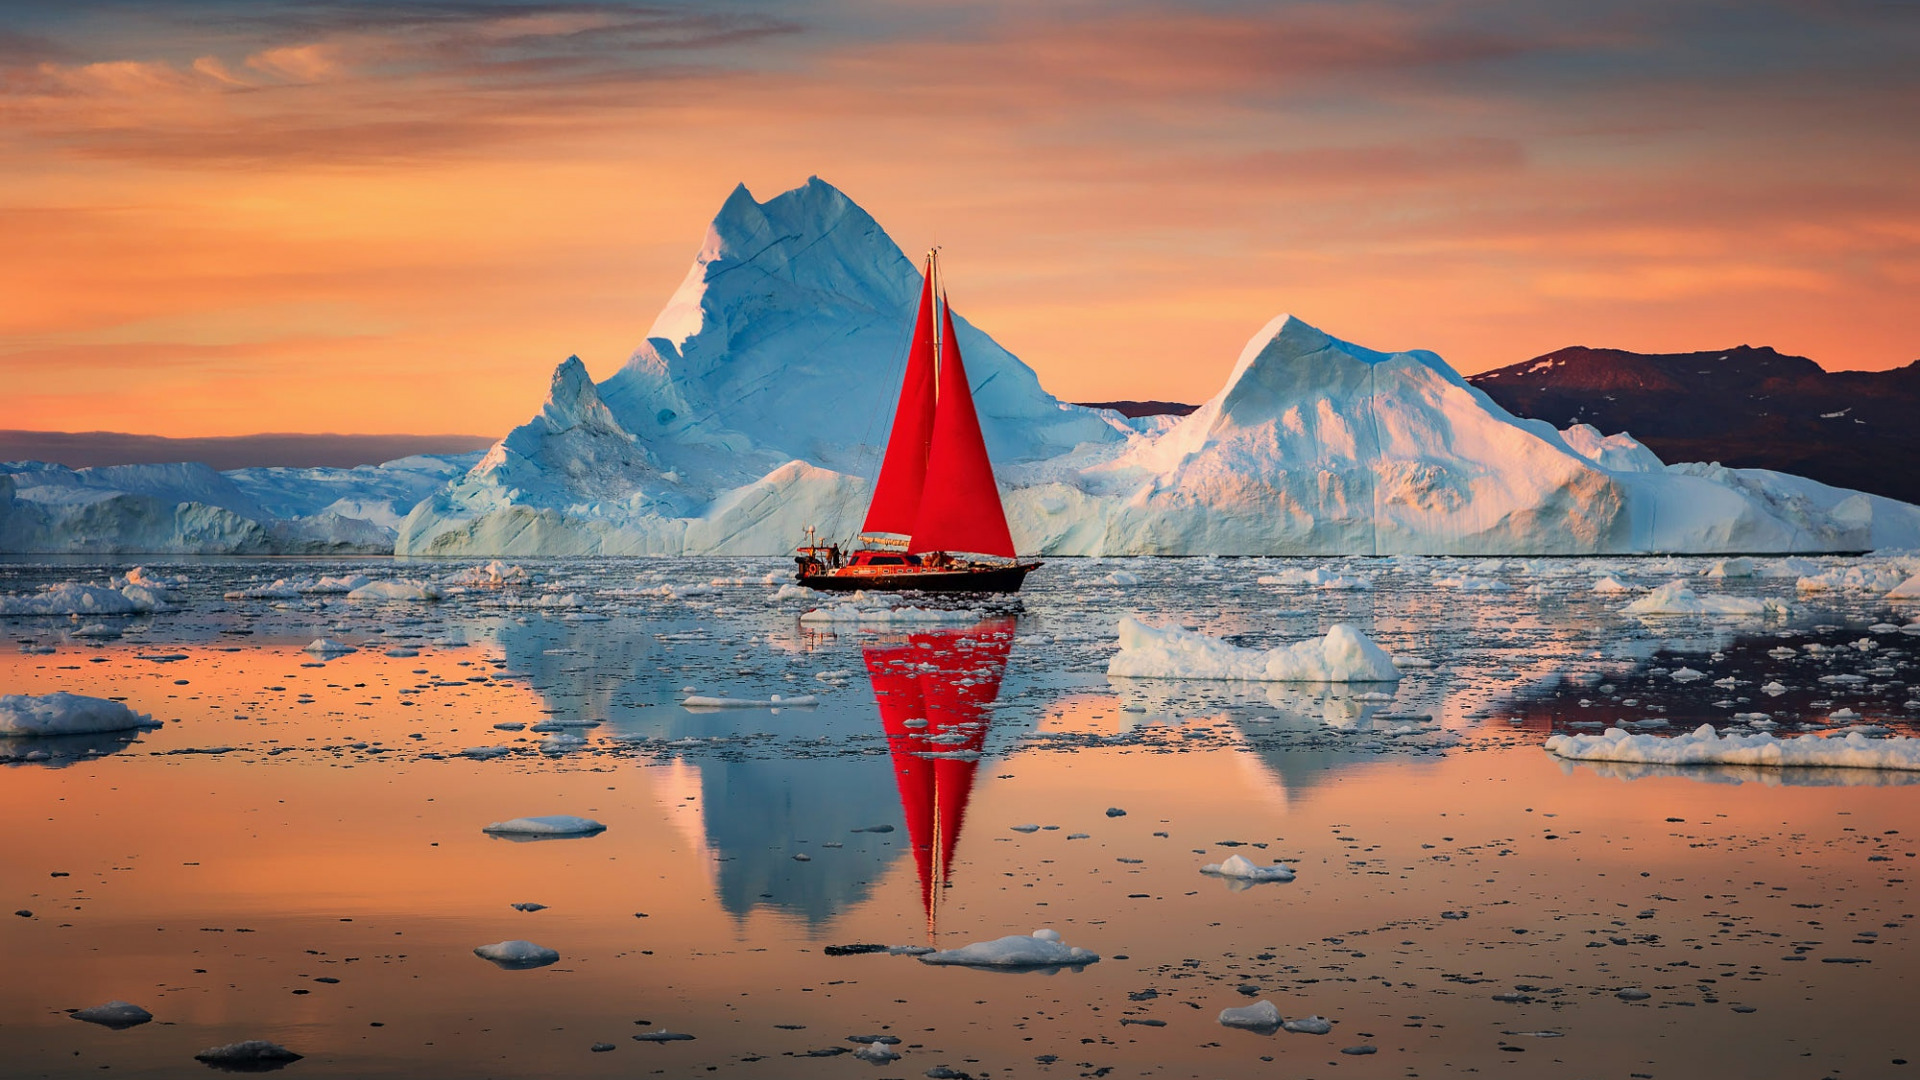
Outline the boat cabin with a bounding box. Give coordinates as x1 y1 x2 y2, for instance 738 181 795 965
848 551 922 568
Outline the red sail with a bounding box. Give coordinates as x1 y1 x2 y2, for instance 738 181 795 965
861 267 938 537
908 299 1017 558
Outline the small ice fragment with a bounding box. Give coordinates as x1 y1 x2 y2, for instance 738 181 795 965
633 1030 694 1042
482 815 607 838
71 1001 153 1029
193 1040 303 1068
1201 854 1296 882
473 940 560 969
1218 999 1282 1032
1010 824 1040 833
303 638 356 655
918 929 1099 968
510 902 546 912
1283 1016 1332 1035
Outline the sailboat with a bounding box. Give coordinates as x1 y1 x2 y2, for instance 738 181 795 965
794 250 1042 593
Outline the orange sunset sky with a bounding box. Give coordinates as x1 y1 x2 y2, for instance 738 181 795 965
1 0 1915 439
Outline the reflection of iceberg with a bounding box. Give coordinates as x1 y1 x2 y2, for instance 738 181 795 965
1109 675 1409 801
496 613 909 925
0 728 147 767
1556 757 1920 788
865 618 1016 934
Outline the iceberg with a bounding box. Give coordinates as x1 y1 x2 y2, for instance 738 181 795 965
0 453 477 555
392 179 1920 558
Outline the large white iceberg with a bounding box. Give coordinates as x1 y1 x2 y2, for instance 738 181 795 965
392 179 1920 558
1108 618 1402 682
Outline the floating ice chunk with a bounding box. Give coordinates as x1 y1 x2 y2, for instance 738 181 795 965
1762 681 1788 695
1284 1016 1333 1035
1257 568 1370 589
1669 667 1707 682
1623 581 1768 616
852 1041 900 1063
442 561 528 587
1592 576 1633 594
463 746 511 760
682 694 819 709
1201 853 1296 882
918 928 1100 969
193 1041 303 1068
633 1029 695 1042
473 939 560 969
1218 1000 1282 1032
302 638 356 656
1546 724 1920 772
769 583 811 601
1391 655 1434 669
1890 575 1920 601
346 579 441 602
385 646 420 657
71 1001 153 1029
1436 575 1509 592
71 623 121 639
1704 557 1756 578
1105 570 1142 586
0 693 158 737
0 582 161 615
482 815 607 837
1108 619 1400 682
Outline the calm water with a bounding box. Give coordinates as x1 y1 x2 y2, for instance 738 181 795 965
2 555 1916 1079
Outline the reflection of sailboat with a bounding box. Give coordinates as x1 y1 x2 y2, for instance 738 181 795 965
863 617 1016 935
794 250 1041 593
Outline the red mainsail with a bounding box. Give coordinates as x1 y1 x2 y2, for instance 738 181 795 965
907 297 1017 558
860 268 938 537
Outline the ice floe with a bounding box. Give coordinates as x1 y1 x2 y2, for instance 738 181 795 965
918 928 1100 969
473 939 560 969
1108 618 1401 682
1622 581 1776 616
1201 853 1297 882
1219 999 1282 1032
681 694 819 709
193 1041 303 1068
0 581 166 616
347 579 441 602
482 815 607 838
0 693 158 737
71 1001 153 1029
1546 724 1920 772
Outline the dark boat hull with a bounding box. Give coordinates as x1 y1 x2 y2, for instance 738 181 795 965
798 561 1041 594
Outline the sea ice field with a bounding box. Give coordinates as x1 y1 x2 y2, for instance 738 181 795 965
3 553 1919 1079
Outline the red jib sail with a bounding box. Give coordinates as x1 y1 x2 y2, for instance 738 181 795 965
861 266 938 537
908 297 1017 558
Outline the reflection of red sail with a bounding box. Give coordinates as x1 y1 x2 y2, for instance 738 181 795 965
862 617 1015 936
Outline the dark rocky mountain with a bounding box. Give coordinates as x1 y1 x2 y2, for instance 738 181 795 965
1470 345 1920 505
1075 399 1199 418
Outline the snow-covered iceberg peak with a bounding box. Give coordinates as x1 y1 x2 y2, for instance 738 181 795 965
598 177 1119 478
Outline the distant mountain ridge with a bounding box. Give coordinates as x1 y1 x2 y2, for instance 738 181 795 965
0 430 496 471
1470 346 1920 505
